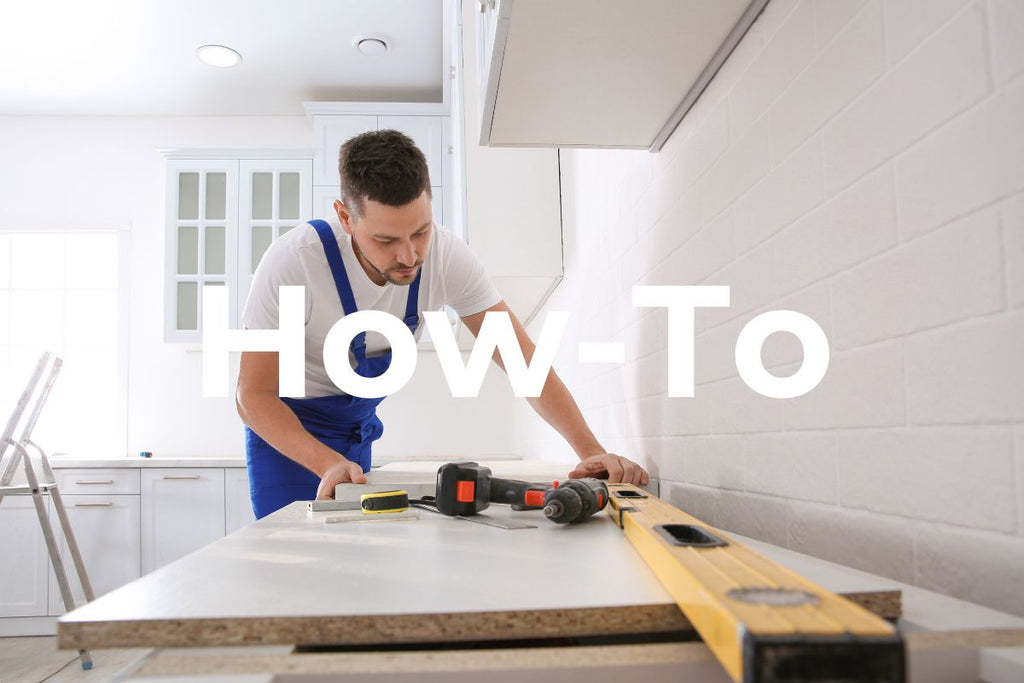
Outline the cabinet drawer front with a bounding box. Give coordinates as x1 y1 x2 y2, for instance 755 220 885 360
55 468 140 494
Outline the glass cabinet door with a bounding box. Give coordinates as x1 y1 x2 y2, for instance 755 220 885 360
237 160 312 320
164 160 238 342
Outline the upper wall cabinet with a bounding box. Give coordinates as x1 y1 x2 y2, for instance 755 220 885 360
163 151 313 343
477 0 769 151
304 104 451 235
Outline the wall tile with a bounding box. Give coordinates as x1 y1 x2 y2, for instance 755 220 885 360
695 20 767 118
745 432 837 503
651 216 734 287
1004 192 1024 309
623 305 668 362
661 393 715 436
700 117 772 223
769 0 886 164
642 436 686 482
823 4 990 195
761 284 833 369
914 521 1024 615
734 135 825 254
906 312 1024 424
610 203 639 254
662 481 719 526
896 79 1024 237
621 238 656 289
832 209 1004 349
685 435 746 489
1015 429 1023 535
788 500 915 582
630 349 669 400
729 0 816 140
652 189 701 258
814 0 871 49
990 0 1024 86
716 489 790 546
675 97 731 191
703 241 776 329
777 164 897 296
838 428 1016 531
785 342 906 430
884 0 976 64
709 375 787 434
755 0 803 43
695 315 745 386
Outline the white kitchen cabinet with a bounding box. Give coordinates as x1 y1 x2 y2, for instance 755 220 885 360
459 0 563 326
311 185 442 232
475 0 767 150
162 152 312 342
237 158 314 317
307 108 451 233
224 467 256 534
48 494 141 616
141 468 225 573
311 115 377 187
0 497 49 617
163 158 239 342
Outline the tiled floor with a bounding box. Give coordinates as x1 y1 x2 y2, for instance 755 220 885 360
0 637 149 682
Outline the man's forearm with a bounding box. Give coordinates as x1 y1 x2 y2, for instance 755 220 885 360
236 392 348 477
526 370 606 460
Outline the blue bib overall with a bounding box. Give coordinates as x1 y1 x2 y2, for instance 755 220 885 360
244 219 421 519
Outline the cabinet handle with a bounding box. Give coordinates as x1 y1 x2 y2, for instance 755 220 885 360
163 475 201 480
75 480 115 485
74 502 113 507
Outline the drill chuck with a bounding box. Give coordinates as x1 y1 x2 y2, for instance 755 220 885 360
542 478 609 524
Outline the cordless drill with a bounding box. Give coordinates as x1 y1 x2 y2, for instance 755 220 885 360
433 462 608 524
434 462 548 515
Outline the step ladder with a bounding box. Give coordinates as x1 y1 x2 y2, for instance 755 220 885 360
0 353 96 670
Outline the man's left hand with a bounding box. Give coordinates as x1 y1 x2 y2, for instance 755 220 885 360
568 453 649 486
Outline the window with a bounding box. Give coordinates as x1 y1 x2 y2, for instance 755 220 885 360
0 230 127 457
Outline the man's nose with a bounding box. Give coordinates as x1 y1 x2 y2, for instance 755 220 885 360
396 241 416 266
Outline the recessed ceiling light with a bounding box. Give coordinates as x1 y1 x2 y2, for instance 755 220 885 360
354 34 390 56
197 45 242 68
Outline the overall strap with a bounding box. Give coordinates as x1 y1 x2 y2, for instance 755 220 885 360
310 220 367 361
404 270 422 333
310 220 358 316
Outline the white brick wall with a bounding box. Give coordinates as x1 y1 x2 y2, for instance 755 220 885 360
514 0 1024 615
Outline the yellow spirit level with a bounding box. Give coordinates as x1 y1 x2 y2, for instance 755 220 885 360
607 484 904 682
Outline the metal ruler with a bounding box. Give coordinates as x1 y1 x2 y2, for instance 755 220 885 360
606 483 905 682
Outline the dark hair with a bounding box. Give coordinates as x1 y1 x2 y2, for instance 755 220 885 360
338 129 431 219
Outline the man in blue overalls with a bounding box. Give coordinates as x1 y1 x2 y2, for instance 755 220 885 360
237 130 649 519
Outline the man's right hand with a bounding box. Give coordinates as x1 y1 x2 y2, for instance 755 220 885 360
315 459 368 500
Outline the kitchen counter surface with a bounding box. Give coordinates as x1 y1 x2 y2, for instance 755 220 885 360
59 496 907 651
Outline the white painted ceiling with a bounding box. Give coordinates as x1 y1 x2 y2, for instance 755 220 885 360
0 0 444 116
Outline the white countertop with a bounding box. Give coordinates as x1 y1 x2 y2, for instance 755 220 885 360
47 453 529 469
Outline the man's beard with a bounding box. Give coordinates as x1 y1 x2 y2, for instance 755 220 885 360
353 237 421 285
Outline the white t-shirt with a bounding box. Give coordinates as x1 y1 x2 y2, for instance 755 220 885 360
242 218 501 397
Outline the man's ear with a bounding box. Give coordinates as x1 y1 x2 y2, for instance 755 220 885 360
334 199 355 235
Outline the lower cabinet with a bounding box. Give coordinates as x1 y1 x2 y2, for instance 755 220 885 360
225 467 256 534
0 465 253 628
141 469 226 573
0 497 49 617
48 494 141 616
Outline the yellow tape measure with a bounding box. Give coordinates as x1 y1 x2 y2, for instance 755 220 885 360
360 490 410 514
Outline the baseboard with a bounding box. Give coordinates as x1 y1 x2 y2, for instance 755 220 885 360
0 616 57 637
